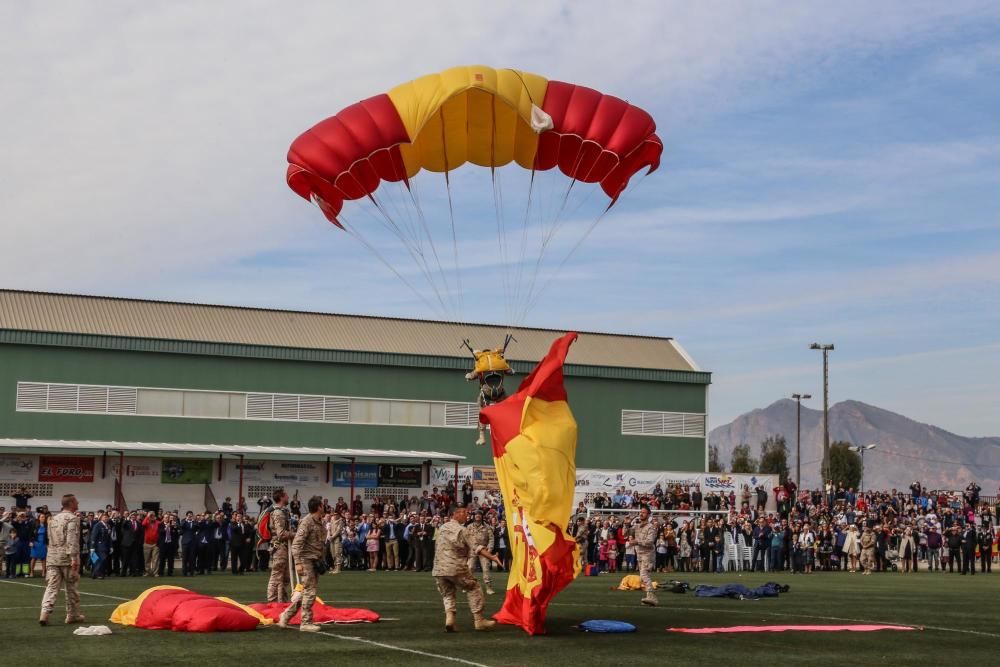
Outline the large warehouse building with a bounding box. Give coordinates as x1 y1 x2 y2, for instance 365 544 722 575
0 290 711 511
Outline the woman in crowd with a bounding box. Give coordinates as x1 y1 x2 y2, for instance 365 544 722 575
816 524 833 571
899 526 917 573
843 524 861 572
29 511 48 578
655 529 668 572
663 524 677 572
365 521 381 571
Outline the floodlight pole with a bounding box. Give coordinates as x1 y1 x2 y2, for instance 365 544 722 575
791 393 812 488
810 343 834 481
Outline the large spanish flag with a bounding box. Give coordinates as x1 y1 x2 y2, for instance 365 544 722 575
481 332 580 635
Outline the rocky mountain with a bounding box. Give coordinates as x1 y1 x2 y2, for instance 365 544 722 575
709 399 1000 492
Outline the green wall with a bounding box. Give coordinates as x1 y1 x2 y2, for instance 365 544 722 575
0 344 707 471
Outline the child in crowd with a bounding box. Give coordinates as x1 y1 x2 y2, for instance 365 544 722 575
605 533 618 573
598 540 609 573
4 529 18 578
624 536 637 571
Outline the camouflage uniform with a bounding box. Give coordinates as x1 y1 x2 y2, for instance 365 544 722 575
465 521 494 588
634 518 658 605
327 515 344 573
267 506 293 602
40 510 82 623
282 514 326 625
433 519 485 616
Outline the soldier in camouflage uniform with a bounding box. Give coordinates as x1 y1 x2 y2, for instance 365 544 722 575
327 511 345 574
39 494 84 626
465 510 495 595
634 505 658 606
267 489 294 603
278 496 326 632
433 505 501 632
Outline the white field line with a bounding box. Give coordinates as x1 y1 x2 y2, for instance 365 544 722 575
307 629 490 666
0 579 129 601
0 603 119 610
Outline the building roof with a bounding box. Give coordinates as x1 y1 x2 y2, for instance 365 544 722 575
0 438 464 462
0 290 700 372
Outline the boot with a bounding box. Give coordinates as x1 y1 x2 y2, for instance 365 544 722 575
277 611 292 628
485 585 495 595
473 613 496 631
475 432 486 446
299 623 321 632
65 614 87 624
39 612 49 627
641 592 658 607
445 610 457 633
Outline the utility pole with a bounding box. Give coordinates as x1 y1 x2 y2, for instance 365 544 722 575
791 393 812 489
809 343 834 481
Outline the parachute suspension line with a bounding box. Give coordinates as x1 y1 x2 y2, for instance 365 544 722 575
489 100 514 327
509 168 536 326
521 171 652 318
366 191 452 315
438 108 464 318
338 213 441 317
404 175 453 313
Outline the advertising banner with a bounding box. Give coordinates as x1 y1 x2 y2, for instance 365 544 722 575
377 464 422 488
332 463 378 488
430 465 473 487
270 462 323 485
574 469 775 496
113 461 161 480
0 455 35 481
471 465 499 491
225 460 266 484
38 456 95 483
161 459 214 484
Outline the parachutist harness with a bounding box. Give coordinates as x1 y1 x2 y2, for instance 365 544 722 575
462 334 516 445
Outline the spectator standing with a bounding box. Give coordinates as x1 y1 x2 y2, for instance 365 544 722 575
90 512 112 579
141 511 160 577
29 511 48 578
157 514 179 576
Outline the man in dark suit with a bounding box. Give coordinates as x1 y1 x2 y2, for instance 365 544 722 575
158 515 180 576
961 523 978 575
90 512 113 579
417 517 435 571
195 515 212 575
752 517 771 571
121 512 143 576
228 513 251 574
107 511 123 576
180 511 197 576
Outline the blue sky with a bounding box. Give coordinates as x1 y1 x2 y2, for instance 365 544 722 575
2 2 999 435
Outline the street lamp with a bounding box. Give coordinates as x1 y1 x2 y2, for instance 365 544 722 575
810 343 835 479
791 393 812 489
848 443 877 493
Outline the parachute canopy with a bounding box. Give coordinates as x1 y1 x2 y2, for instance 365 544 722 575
287 65 662 224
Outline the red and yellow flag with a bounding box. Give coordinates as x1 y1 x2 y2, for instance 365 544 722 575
481 332 580 635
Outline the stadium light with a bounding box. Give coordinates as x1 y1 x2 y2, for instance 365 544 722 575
847 443 877 492
809 343 835 480
791 393 812 489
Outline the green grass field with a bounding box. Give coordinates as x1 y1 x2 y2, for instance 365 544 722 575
2 569 997 666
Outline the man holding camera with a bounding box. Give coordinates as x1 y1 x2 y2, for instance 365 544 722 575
278 496 326 632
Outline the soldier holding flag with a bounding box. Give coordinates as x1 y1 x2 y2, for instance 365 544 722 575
634 505 658 607
433 505 501 632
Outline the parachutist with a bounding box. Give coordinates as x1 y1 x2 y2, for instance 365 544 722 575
462 335 515 445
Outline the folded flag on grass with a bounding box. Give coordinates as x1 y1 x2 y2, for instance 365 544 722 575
110 586 379 632
481 332 580 636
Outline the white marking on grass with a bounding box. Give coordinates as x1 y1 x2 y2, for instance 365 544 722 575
0 603 119 611
0 579 129 601
311 630 491 666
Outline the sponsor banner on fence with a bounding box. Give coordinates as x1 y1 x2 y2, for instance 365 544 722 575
0 455 35 481
161 459 214 484
271 462 323 485
225 461 266 484
430 466 473 487
39 456 95 483
574 469 774 496
472 465 499 491
377 464 422 488
332 463 378 488
114 461 161 480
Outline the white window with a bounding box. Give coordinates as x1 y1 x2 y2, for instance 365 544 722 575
621 409 705 438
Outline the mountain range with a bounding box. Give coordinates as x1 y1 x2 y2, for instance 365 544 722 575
709 399 1000 492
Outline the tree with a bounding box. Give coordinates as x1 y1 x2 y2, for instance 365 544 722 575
827 441 862 490
758 434 790 485
708 444 725 472
730 443 758 474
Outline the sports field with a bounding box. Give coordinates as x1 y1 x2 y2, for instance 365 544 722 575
2 570 996 666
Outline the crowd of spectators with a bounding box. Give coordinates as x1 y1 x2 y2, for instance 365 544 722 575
1 479 511 580
572 480 998 576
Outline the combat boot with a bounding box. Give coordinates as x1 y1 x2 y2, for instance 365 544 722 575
277 611 292 628
473 613 496 631
65 614 87 624
445 610 457 632
299 623 321 632
640 591 658 607
485 585 495 595
39 612 49 627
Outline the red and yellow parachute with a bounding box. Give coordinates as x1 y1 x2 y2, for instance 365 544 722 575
286 66 662 321
287 65 662 225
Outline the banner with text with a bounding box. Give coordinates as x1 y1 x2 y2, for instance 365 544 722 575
472 465 499 491
332 464 378 488
161 459 214 485
39 456 95 483
377 464 423 488
0 455 36 481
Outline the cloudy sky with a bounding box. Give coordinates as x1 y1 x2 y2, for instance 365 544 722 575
3 2 999 435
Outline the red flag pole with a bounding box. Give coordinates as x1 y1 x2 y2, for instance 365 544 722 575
238 454 244 513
